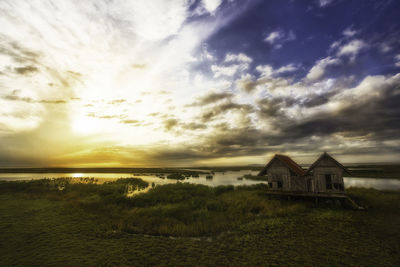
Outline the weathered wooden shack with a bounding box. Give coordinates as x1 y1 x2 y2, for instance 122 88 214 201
304 152 351 193
257 154 306 191
258 152 350 194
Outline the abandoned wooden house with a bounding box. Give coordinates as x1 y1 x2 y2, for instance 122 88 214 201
258 152 350 193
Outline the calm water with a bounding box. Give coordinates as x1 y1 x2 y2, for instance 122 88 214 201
0 171 399 191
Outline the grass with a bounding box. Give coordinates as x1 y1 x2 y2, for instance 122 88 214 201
0 179 399 266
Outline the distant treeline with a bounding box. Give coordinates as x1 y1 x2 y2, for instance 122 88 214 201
346 165 400 179
0 168 208 174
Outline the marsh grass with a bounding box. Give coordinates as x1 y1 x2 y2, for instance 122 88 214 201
0 179 399 266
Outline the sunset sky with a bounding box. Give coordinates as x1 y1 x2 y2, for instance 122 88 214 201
0 0 399 167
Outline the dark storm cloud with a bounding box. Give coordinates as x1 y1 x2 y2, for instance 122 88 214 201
154 75 400 162
257 97 293 119
300 92 334 108
2 91 68 104
39 99 67 104
162 118 207 132
188 92 233 106
163 118 179 131
0 38 40 64
200 101 254 122
108 99 126 105
256 75 400 145
286 83 399 141
181 122 207 130
13 65 39 75
121 119 142 125
2 94 34 103
237 75 290 93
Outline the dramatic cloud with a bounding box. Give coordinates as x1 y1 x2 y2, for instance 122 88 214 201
306 57 341 81
199 101 253 122
1 0 399 166
337 40 366 58
189 91 234 106
13 65 38 75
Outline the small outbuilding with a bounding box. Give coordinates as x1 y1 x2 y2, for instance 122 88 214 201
258 152 350 193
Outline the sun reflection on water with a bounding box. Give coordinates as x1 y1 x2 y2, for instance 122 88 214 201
71 173 85 178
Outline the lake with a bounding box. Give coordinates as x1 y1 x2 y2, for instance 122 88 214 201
0 171 399 191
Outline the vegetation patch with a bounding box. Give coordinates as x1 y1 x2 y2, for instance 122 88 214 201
166 173 186 180
0 179 399 266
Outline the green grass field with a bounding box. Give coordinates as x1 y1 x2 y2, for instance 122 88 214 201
0 179 399 266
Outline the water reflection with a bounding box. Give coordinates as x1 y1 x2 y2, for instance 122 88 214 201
0 171 399 191
344 177 400 190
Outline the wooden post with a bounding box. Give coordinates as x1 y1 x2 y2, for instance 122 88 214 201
315 197 318 206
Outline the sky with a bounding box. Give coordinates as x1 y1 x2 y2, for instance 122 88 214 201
0 0 400 167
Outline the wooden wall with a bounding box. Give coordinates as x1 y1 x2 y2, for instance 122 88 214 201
266 159 307 191
310 157 345 193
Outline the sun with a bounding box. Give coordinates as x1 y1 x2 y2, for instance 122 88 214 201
71 115 101 135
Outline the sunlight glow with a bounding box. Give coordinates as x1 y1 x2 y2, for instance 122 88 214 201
72 116 101 135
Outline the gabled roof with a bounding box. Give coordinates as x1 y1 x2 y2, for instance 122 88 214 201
258 154 305 176
304 152 351 175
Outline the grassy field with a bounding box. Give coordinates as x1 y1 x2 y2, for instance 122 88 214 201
0 179 399 266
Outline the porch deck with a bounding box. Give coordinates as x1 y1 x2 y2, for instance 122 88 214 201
264 190 365 210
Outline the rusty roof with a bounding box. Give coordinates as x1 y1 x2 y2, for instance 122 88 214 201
304 152 351 175
258 154 305 176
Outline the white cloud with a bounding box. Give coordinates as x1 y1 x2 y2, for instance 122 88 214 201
224 53 253 63
0 0 246 149
211 63 249 78
395 54 400 67
333 74 400 104
306 57 341 81
330 41 341 50
342 26 357 37
202 0 223 14
264 31 284 44
319 0 334 7
264 30 296 48
256 65 274 77
255 63 299 77
380 43 392 53
276 63 300 74
337 40 366 58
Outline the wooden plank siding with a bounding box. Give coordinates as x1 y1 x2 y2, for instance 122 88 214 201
258 152 349 194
